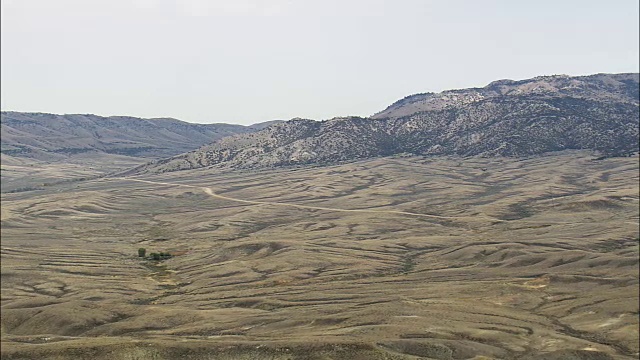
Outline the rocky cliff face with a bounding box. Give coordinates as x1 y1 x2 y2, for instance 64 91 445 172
126 73 640 174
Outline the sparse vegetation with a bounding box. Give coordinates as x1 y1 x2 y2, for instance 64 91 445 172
147 251 172 261
1 151 638 359
401 255 416 274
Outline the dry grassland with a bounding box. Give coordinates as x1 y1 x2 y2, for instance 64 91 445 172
1 152 638 359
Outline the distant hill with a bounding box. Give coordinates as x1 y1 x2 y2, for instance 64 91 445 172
373 73 639 119
0 112 281 162
127 73 639 174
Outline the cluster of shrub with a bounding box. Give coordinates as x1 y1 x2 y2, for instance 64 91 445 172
138 248 172 261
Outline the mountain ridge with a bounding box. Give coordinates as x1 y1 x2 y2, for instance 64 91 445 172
127 73 639 175
0 111 284 162
372 73 639 119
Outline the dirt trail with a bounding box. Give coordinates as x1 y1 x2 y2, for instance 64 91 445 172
112 177 496 222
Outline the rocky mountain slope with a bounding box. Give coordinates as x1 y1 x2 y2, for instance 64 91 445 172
129 73 639 174
0 112 280 162
374 73 639 119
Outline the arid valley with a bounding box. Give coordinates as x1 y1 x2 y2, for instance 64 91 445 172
3 0 640 357
2 151 638 359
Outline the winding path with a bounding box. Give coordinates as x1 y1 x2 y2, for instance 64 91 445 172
112 177 496 222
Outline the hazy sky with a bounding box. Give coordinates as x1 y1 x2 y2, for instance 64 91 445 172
1 0 639 125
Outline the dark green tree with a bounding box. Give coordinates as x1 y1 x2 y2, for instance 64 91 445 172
138 248 146 258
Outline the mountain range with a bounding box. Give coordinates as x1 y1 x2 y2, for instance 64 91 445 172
2 73 638 175
129 73 639 174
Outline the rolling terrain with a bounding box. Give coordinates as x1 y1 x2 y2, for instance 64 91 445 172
0 112 258 160
1 152 638 359
0 112 282 192
1 73 638 359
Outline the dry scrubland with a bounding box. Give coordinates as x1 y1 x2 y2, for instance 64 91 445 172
0 153 147 193
1 152 639 360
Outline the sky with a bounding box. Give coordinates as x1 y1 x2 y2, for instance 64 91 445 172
1 0 639 125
